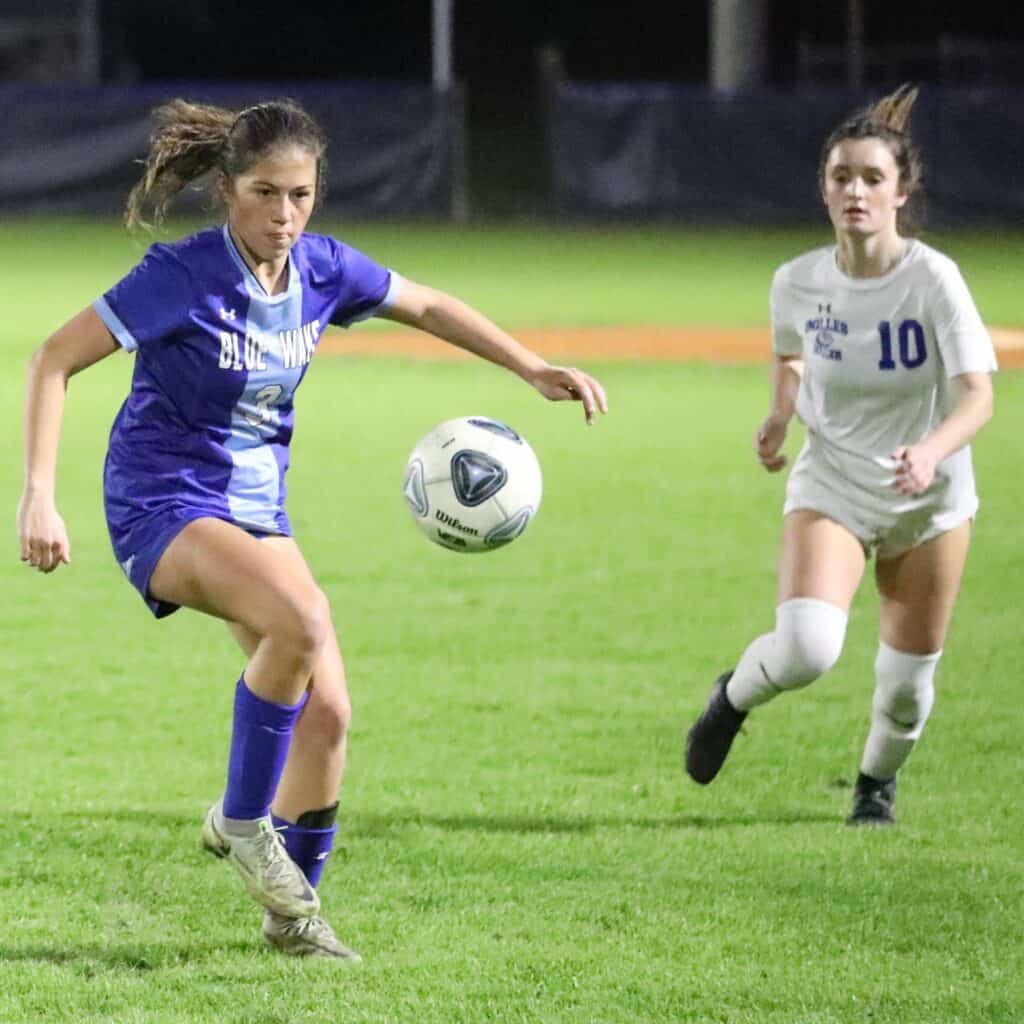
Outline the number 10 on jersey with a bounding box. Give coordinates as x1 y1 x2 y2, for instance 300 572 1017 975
878 319 927 371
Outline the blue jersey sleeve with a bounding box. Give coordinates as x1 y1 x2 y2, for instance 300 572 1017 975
93 244 193 352
326 239 398 328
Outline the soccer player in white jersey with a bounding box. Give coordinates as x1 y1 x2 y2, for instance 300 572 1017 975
684 85 995 825
17 99 607 959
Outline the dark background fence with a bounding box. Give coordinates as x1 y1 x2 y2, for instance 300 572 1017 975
3 2 1024 226
0 82 466 218
545 84 1024 225
4 80 1022 226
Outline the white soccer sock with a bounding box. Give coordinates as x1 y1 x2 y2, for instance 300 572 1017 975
859 641 940 781
726 598 848 712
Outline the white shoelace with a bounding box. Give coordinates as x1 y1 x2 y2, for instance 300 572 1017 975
251 823 300 888
279 915 328 938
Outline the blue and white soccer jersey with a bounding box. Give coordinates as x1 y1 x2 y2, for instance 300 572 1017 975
94 226 400 616
771 240 997 556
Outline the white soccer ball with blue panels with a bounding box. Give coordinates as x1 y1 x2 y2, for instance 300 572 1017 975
403 416 542 553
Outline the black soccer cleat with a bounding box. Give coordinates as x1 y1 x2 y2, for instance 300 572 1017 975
846 772 897 826
685 670 747 785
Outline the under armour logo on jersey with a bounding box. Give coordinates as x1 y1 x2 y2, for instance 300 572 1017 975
817 302 832 315
220 306 237 321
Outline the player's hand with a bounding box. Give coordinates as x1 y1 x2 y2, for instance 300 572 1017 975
529 365 608 425
891 443 939 496
755 414 789 472
17 491 71 573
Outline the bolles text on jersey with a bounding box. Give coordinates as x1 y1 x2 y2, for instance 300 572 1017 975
803 315 848 336
805 313 848 363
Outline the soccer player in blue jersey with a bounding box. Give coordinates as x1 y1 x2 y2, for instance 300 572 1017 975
684 86 995 826
17 98 608 960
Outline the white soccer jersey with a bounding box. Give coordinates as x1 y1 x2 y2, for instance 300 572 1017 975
771 240 997 509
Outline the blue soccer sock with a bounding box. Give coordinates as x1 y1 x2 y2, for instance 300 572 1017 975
222 676 307 821
272 807 339 888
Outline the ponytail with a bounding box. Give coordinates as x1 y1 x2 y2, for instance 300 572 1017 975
124 100 234 230
125 98 328 230
863 83 919 134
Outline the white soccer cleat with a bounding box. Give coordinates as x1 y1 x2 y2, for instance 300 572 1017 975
263 911 362 961
200 803 320 919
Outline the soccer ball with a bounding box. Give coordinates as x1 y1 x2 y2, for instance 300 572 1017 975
403 416 543 553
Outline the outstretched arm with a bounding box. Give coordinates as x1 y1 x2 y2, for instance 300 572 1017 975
19 305 119 572
379 279 608 425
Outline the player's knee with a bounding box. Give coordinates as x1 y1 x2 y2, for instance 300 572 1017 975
273 587 332 666
308 691 352 750
296 588 332 658
771 598 848 689
873 642 940 736
334 695 352 741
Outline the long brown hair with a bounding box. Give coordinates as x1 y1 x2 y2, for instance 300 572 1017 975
818 84 924 235
124 99 328 229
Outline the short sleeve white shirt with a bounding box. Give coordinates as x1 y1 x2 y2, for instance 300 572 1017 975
770 240 996 499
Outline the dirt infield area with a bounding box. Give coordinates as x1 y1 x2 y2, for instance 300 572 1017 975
322 325 1024 368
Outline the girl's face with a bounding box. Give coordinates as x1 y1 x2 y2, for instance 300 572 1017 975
223 145 317 261
822 137 907 239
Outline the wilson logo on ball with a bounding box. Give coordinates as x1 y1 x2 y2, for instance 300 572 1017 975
434 509 480 536
450 450 507 506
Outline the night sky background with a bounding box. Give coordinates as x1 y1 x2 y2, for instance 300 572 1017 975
100 1 1024 85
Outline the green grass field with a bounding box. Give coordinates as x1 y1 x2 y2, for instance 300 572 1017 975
1 220 1022 1023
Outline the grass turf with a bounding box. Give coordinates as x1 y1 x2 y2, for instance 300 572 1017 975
3 219 1022 333
1 220 1021 1022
